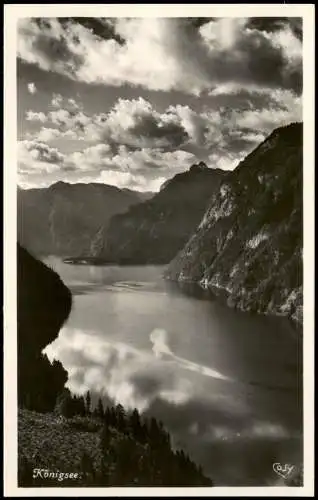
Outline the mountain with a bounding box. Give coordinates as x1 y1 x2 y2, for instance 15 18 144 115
18 182 151 257
166 123 303 326
17 243 72 411
94 162 227 264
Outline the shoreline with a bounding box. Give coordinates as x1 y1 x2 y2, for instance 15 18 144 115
60 257 302 333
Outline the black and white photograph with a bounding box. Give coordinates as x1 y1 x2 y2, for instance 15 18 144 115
3 4 315 496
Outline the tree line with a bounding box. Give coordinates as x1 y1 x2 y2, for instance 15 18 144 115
20 387 213 487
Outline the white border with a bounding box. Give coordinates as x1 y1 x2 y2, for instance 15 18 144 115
3 4 315 497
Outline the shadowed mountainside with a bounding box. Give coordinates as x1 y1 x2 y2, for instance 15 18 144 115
18 182 152 257
94 162 227 264
17 243 72 411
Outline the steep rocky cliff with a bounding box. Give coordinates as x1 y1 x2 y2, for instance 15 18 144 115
166 123 303 326
95 162 227 264
17 243 72 411
18 182 149 257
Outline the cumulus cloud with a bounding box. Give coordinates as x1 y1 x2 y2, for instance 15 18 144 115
202 88 302 169
102 98 189 149
26 110 47 123
28 127 65 142
51 93 63 108
17 134 196 190
111 146 195 173
203 18 302 93
17 17 302 95
66 143 112 171
49 108 91 134
232 92 302 132
20 82 302 190
51 92 82 111
18 140 65 175
63 143 194 174
25 127 79 143
24 97 200 149
97 171 167 193
24 85 301 157
19 17 303 189
27 82 37 94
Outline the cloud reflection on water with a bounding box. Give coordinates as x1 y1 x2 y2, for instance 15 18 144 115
150 328 231 381
44 325 301 485
45 326 232 412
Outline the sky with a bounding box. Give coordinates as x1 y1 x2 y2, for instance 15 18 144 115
17 16 303 192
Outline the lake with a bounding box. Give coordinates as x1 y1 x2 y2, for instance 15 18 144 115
43 257 303 486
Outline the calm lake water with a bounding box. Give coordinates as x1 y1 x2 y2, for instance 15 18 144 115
43 257 303 486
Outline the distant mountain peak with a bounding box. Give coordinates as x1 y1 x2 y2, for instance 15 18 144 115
49 181 69 190
189 161 208 172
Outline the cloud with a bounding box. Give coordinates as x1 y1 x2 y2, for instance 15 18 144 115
49 108 91 134
18 140 65 175
66 143 112 171
246 17 302 41
17 136 195 191
102 97 189 149
27 82 37 94
97 171 166 193
200 18 302 94
24 126 79 142
20 67 302 186
202 88 302 169
24 97 203 149
98 98 221 151
51 93 82 111
51 93 63 108
64 143 195 183
19 86 301 186
28 127 66 142
26 94 92 141
26 110 47 123
109 146 195 173
24 85 301 158
17 17 302 95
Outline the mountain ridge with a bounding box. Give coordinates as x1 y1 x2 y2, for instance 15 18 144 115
93 162 227 264
18 182 151 257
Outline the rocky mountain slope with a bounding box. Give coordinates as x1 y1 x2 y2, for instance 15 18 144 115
18 182 150 257
94 162 227 264
166 123 303 326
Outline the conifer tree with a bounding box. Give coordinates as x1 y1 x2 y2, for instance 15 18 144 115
78 395 86 416
85 391 91 415
115 403 126 432
97 397 104 419
54 388 74 418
